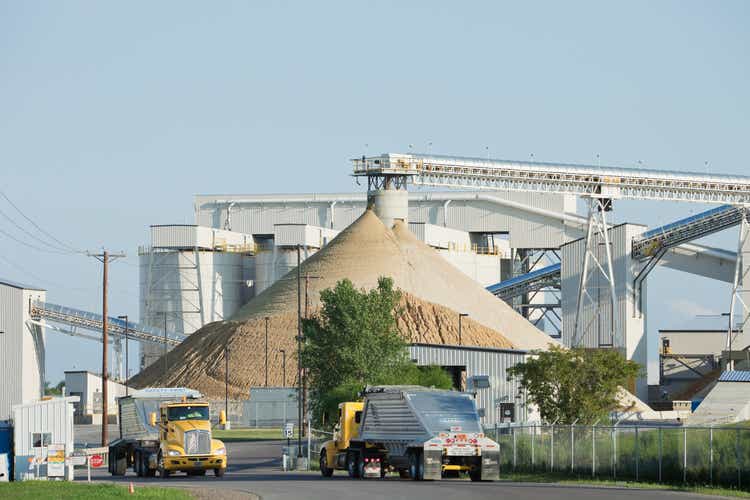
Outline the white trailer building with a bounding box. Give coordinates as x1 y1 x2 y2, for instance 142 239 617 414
0 279 46 421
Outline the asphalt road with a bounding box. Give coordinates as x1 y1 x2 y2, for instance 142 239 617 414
90 439 719 500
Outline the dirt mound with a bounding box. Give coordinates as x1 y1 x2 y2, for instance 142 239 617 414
130 210 555 398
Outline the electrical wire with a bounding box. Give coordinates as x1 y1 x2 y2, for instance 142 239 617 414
0 204 76 254
0 189 84 254
0 225 75 255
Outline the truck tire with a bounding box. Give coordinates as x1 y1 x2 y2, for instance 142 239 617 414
469 468 482 482
320 451 334 477
409 450 423 481
346 452 360 479
158 452 171 478
112 453 127 476
135 451 143 477
214 467 225 477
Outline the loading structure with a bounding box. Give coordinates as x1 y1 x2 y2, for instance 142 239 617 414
29 300 185 381
354 153 750 398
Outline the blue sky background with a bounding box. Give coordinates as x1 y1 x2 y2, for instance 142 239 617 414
1 1 748 382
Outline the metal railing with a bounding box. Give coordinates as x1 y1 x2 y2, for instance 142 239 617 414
487 423 749 489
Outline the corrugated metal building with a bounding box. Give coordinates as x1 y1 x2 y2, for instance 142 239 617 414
560 223 651 399
63 371 128 424
409 344 531 425
0 279 46 421
12 396 77 480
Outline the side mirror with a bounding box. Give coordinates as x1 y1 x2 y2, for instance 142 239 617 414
149 412 157 427
219 410 227 426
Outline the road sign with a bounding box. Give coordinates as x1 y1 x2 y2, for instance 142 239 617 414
47 444 65 477
89 454 104 468
284 422 294 439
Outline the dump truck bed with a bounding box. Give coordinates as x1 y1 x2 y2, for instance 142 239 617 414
358 386 482 445
118 387 203 441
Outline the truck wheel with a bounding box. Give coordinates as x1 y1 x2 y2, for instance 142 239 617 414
214 467 225 477
346 452 360 479
135 451 143 477
158 452 171 478
112 453 127 476
409 451 422 481
320 451 334 477
469 468 482 482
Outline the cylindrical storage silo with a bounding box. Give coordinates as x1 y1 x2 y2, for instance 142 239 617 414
368 189 408 228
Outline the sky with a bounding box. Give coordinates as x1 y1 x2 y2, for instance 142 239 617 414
1 1 748 382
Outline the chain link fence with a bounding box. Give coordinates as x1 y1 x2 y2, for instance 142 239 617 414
486 423 749 489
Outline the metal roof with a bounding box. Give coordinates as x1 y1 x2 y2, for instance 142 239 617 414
718 371 750 383
0 277 45 291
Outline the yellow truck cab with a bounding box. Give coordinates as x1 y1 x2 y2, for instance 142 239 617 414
320 401 364 477
108 388 228 479
154 401 228 477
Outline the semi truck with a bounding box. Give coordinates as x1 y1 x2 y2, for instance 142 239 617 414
108 387 228 478
319 385 500 481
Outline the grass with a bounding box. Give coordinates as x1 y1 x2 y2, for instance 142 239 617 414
500 471 750 498
0 482 191 499
213 427 299 442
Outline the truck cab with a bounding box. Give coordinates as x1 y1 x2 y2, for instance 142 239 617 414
152 401 228 477
320 401 363 476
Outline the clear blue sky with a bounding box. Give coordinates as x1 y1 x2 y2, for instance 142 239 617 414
1 1 748 382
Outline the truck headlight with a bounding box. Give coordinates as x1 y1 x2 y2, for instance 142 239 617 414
215 447 226 455
168 450 181 457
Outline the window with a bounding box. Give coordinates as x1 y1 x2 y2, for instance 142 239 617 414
32 432 52 448
354 411 362 424
167 405 209 421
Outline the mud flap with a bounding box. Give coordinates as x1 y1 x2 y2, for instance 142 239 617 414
481 450 499 480
423 448 442 480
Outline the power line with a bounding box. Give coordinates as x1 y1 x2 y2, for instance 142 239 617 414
0 189 83 254
0 204 76 253
0 225 74 255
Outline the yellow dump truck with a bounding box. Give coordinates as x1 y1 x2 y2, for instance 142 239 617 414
108 388 228 478
319 386 499 481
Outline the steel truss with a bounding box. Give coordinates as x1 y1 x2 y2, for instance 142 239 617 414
353 153 750 204
572 197 618 348
727 210 750 370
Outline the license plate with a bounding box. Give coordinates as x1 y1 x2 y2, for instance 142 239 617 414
193 461 202 467
447 446 475 456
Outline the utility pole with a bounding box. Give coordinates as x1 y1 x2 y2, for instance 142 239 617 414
117 315 129 396
279 349 286 386
88 250 125 447
163 312 168 377
265 316 269 387
296 244 303 457
225 343 230 430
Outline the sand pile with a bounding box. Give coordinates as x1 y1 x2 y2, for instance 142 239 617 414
131 210 556 398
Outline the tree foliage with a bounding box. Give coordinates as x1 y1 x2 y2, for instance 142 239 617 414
507 345 641 424
301 277 452 425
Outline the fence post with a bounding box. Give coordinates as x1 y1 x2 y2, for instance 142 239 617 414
570 423 575 472
658 426 662 483
635 425 639 482
512 426 517 470
737 428 742 489
550 424 555 472
709 426 713 485
612 426 617 481
591 424 596 477
683 426 687 484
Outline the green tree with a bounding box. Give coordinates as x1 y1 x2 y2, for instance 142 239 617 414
44 380 65 396
507 345 641 424
301 277 452 425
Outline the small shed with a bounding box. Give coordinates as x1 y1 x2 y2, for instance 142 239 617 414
12 396 78 481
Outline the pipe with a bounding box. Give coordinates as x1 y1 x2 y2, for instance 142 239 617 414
443 200 451 227
329 201 337 229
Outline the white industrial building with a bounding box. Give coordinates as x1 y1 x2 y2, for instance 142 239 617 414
63 370 128 424
0 279 46 421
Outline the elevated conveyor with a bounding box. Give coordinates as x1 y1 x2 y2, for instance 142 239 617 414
29 301 185 346
486 263 561 300
632 205 744 259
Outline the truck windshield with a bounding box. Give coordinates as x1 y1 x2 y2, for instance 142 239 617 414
167 405 209 421
407 392 481 433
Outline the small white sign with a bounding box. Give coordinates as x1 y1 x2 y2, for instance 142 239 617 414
284 422 294 439
47 444 65 478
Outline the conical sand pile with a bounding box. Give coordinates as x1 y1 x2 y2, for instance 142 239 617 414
131 210 557 398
